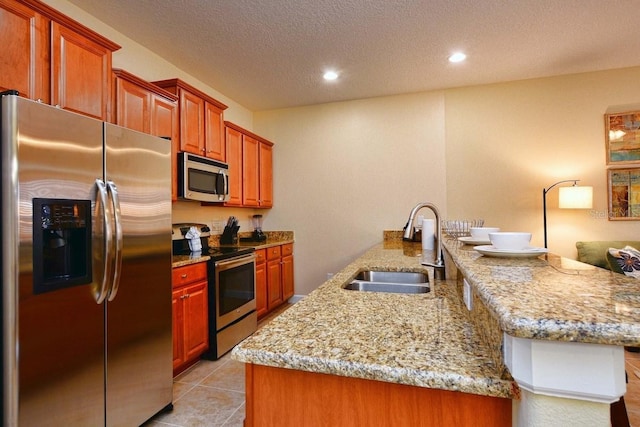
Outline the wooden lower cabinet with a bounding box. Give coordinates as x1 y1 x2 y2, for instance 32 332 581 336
256 243 294 319
281 243 294 301
255 249 268 318
244 364 512 427
266 245 283 310
172 262 209 376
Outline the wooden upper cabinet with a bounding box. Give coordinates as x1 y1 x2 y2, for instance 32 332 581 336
180 89 205 154
0 0 49 101
205 101 225 161
225 121 274 209
225 125 243 206
112 69 179 200
0 0 120 119
242 134 260 207
113 73 149 132
259 141 274 208
152 78 228 161
51 22 115 120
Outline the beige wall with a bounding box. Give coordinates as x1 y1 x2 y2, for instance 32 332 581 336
257 68 640 295
255 93 447 294
42 0 640 297
445 68 640 257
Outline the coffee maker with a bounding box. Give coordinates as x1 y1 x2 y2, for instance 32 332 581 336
251 214 266 242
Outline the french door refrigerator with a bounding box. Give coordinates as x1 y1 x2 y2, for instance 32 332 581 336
0 93 173 426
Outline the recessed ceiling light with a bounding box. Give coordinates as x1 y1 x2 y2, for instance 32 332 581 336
448 52 466 63
323 70 339 81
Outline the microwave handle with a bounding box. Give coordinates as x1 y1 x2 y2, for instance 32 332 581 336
223 170 229 199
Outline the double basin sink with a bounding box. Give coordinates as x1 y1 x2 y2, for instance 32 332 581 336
343 270 430 294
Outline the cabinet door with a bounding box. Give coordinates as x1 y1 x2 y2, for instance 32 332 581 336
242 135 260 207
114 76 150 133
179 89 205 155
281 253 294 301
151 94 178 201
0 0 49 102
183 280 209 361
51 22 112 120
204 101 225 161
224 125 243 206
172 288 185 372
255 258 268 318
259 142 273 208
266 258 283 310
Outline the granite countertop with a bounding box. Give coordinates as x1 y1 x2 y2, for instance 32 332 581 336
172 254 210 268
172 231 294 268
444 239 640 346
232 238 518 400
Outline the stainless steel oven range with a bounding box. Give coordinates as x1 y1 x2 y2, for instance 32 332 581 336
172 224 257 360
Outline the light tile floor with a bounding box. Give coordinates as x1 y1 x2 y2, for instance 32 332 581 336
144 305 640 427
143 305 291 427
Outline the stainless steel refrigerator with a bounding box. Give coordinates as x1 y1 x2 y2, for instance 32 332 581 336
0 93 173 426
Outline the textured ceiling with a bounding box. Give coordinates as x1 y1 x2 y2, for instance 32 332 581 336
68 0 640 111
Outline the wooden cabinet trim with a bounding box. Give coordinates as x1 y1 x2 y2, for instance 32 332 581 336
16 0 120 51
224 120 274 146
153 78 228 111
113 69 178 102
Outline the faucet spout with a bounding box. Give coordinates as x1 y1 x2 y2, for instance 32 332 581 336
403 202 445 279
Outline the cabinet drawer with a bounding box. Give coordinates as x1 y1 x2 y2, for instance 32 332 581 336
172 262 207 288
281 243 293 256
255 248 266 264
266 245 281 260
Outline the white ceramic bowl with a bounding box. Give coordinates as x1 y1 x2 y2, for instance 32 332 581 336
488 232 532 250
469 227 500 239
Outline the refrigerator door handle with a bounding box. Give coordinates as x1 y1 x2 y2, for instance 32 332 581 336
106 180 123 302
95 178 114 304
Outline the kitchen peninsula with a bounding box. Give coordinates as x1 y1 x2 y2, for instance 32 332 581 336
233 232 640 426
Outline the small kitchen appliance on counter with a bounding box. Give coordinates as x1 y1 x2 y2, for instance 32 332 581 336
251 214 266 242
172 223 257 360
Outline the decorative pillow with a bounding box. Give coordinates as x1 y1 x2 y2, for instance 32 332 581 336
607 246 640 278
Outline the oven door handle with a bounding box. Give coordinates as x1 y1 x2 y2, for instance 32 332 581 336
214 253 256 270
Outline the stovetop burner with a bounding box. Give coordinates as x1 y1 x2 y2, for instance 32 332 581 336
208 246 254 261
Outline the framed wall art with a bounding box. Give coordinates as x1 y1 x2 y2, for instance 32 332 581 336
605 111 640 165
608 167 640 220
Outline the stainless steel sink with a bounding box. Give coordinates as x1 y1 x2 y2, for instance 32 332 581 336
344 270 430 294
354 270 428 284
343 281 429 294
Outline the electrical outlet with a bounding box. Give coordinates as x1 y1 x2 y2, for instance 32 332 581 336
463 278 473 311
211 218 224 234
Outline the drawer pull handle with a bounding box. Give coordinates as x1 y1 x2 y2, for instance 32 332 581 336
181 274 188 278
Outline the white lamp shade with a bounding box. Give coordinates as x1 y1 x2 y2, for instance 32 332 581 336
559 186 593 209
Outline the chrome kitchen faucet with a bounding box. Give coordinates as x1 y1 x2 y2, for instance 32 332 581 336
403 202 445 280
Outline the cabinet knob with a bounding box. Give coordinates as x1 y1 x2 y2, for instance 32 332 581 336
181 274 188 278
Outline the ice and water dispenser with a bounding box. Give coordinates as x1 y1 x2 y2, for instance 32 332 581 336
32 198 92 294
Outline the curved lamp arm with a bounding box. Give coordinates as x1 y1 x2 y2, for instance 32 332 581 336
542 180 580 249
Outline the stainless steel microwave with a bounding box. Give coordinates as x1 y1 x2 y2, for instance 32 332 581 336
178 152 230 202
